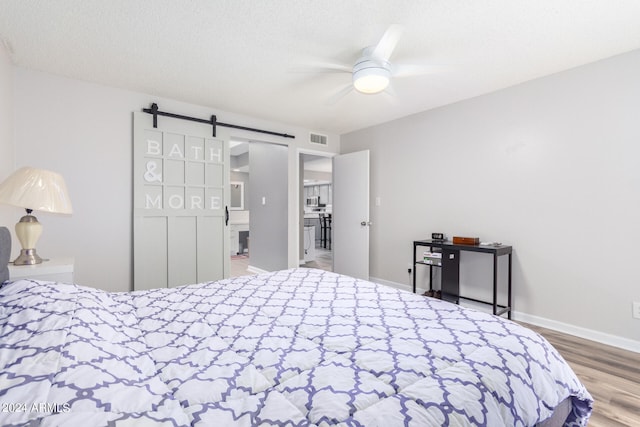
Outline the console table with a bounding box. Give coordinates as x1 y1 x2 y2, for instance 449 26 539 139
413 240 513 318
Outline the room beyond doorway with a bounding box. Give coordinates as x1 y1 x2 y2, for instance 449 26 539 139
300 152 333 272
229 139 251 278
229 139 288 278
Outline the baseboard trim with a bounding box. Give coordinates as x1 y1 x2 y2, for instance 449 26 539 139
370 276 640 354
512 312 640 353
247 265 269 275
371 276 430 295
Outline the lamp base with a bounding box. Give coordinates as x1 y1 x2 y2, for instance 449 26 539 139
13 248 43 265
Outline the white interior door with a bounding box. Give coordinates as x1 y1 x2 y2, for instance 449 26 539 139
332 150 370 280
133 112 229 290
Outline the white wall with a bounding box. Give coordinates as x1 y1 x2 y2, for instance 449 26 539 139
0 42 16 228
7 67 339 291
250 142 289 271
341 49 640 349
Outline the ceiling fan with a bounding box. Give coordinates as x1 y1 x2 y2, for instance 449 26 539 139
351 24 404 94
294 24 436 99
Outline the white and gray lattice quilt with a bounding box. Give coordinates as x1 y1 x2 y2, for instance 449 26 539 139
1 268 592 426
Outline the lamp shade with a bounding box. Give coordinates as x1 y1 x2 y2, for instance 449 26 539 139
0 167 73 214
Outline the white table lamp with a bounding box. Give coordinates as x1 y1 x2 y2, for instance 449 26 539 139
0 167 73 265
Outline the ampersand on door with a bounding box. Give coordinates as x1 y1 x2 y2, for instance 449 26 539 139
144 161 162 183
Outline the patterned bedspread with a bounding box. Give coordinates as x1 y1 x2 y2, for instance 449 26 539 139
1 268 591 426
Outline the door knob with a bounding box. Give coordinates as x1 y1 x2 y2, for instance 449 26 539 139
360 221 371 226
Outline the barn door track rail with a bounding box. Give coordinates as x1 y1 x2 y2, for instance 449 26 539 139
142 103 295 139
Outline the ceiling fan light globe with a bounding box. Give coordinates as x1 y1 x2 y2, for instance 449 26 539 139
353 68 390 94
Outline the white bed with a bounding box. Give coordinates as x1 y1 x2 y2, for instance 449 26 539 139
0 227 592 426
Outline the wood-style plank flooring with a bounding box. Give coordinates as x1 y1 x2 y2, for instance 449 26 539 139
300 247 332 271
521 323 640 426
230 254 251 278
230 247 332 278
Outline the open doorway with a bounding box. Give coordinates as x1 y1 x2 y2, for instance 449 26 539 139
230 139 289 277
300 152 333 271
229 140 250 277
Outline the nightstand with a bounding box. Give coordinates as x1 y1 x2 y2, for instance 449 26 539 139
8 257 75 283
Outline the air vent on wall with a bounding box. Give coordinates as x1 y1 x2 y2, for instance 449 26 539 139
309 132 328 146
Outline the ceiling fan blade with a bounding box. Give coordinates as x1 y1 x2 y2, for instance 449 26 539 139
393 63 450 77
326 84 354 105
288 61 352 74
371 24 404 61
383 82 397 97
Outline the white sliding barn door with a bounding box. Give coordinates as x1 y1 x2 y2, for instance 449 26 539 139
133 112 229 290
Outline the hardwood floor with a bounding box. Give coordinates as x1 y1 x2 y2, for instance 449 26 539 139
229 247 333 278
300 247 332 271
230 254 252 277
521 323 640 426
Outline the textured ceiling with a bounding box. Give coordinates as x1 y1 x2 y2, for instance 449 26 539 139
1 0 640 135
